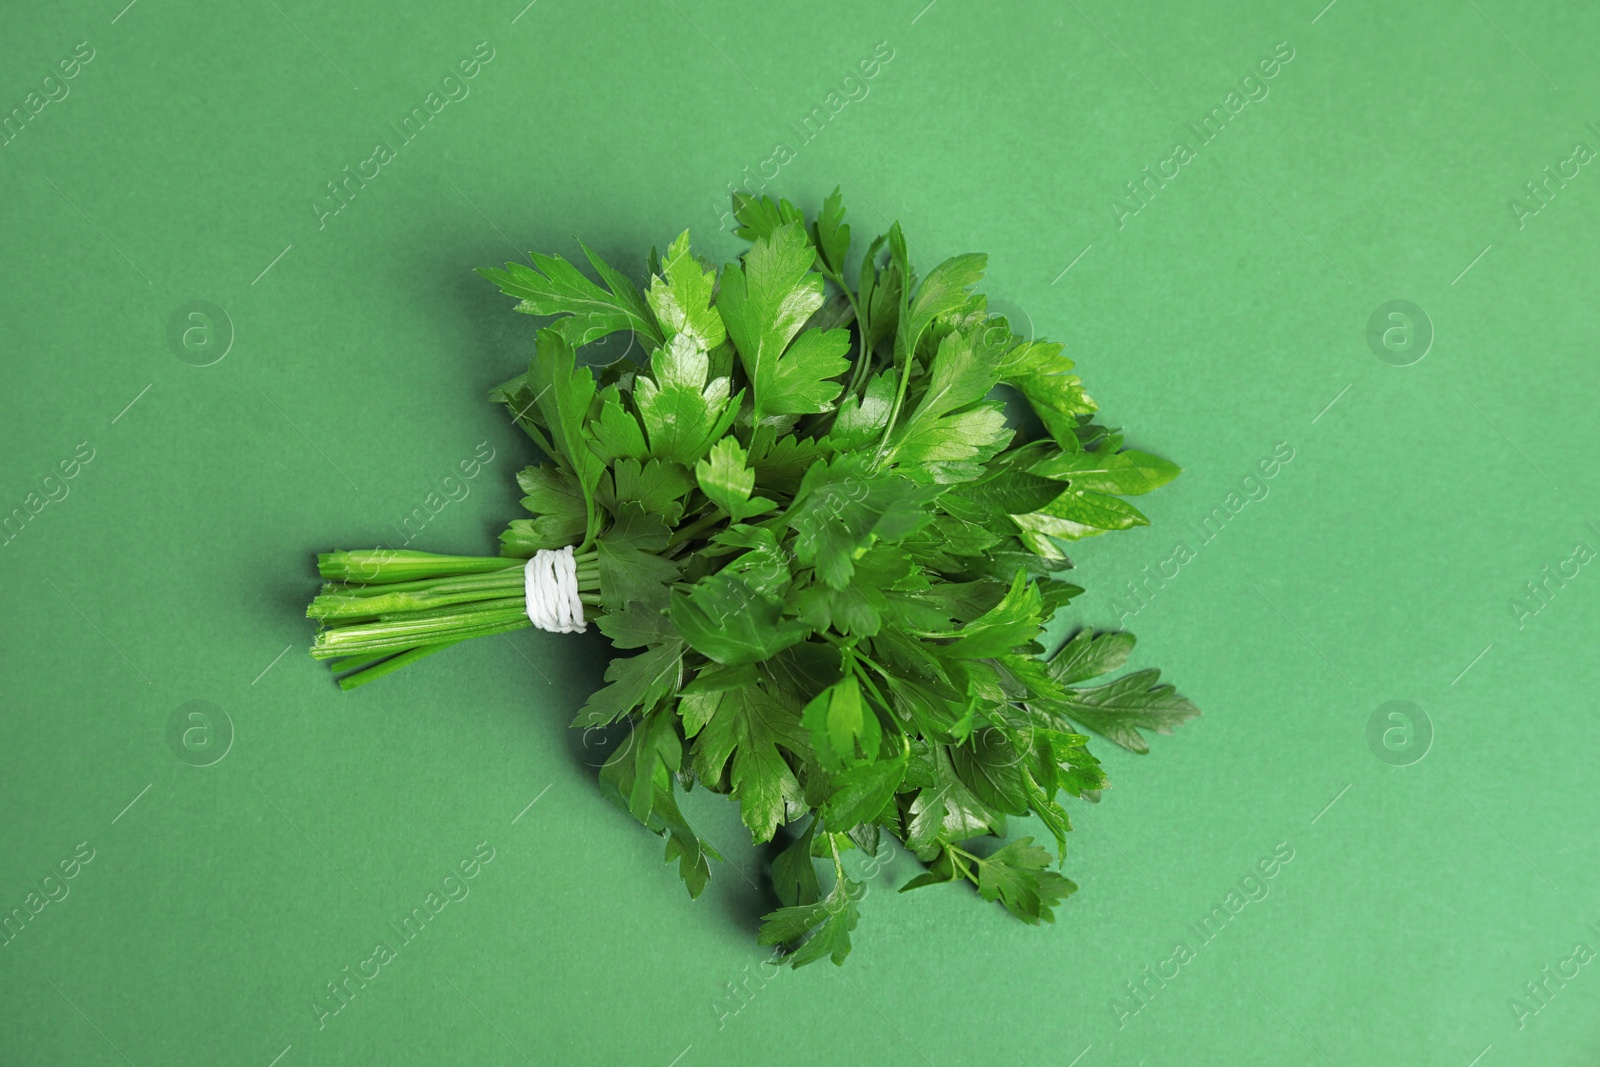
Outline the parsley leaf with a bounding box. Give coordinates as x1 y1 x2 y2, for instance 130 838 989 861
718 222 851 421
758 874 863 967
598 726 721 897
647 230 726 350
694 437 776 523
998 339 1097 449
479 245 663 352
886 327 1012 475
670 573 811 666
772 820 822 907
809 186 851 281
787 455 939 588
526 329 605 545
933 570 1045 659
1047 628 1136 685
1054 668 1201 754
573 640 683 728
1011 486 1151 548
502 463 587 554
1039 630 1200 753
898 253 987 366
691 682 811 842
823 742 908 831
635 332 737 467
588 385 649 463
972 838 1076 924
801 673 883 771
1034 448 1182 495
595 504 678 615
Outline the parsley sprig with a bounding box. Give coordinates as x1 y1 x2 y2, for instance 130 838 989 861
305 190 1198 965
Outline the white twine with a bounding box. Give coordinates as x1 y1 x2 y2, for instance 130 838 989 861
524 546 587 633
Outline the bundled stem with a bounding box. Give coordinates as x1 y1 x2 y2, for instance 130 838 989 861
308 549 600 690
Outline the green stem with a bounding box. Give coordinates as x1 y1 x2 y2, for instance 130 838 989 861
322 567 524 598
819 633 892 682
852 666 893 720
313 614 532 659
314 603 529 651
667 509 725 548
871 362 913 470
946 845 978 884
318 551 518 584
840 317 876 405
821 264 870 394
309 546 604 683
337 640 464 690
841 333 874 401
871 253 919 469
577 488 598 555
326 650 392 671
311 583 524 620
322 550 596 597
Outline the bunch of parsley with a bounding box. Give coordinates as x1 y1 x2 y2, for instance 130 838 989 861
306 190 1198 966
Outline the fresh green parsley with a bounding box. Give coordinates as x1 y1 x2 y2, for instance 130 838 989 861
304 189 1198 965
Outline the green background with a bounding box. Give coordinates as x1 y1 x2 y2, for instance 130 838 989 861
3 0 1597 1063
